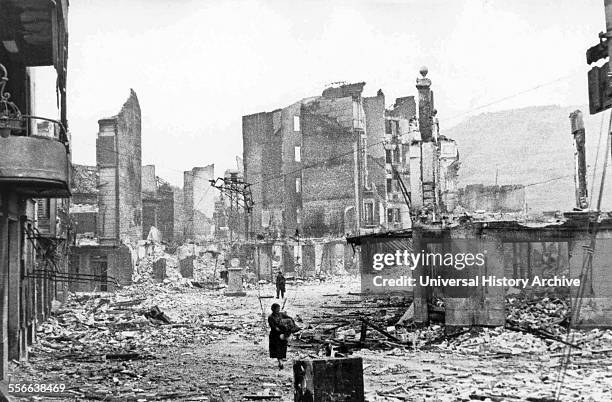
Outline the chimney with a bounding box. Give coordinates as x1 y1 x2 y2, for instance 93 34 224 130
416 66 433 141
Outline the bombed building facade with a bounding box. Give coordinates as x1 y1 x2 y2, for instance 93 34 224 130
141 165 175 242
67 91 144 292
347 69 612 334
183 165 216 241
240 70 459 277
243 75 459 240
68 92 182 291
96 90 142 246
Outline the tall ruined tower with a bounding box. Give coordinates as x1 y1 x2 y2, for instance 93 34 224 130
96 89 143 245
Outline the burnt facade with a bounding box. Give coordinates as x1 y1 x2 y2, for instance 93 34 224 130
243 83 373 239
67 91 144 292
70 164 98 239
458 184 526 213
243 74 459 240
172 185 185 243
68 245 133 292
183 165 215 241
141 164 159 239
157 180 175 243
141 165 174 242
96 90 142 246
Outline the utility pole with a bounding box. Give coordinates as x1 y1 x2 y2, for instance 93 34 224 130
606 0 612 164
569 110 588 209
209 176 254 241
606 0 612 72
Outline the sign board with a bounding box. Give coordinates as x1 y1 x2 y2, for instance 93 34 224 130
588 61 612 114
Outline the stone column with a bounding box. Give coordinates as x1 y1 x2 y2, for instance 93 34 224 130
416 66 433 142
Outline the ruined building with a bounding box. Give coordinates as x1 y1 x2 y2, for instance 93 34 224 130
243 71 459 240
141 165 174 242
97 90 142 246
157 179 175 243
183 165 215 241
348 70 612 330
142 164 159 239
173 184 185 243
242 71 459 278
0 0 69 378
68 91 144 292
70 164 98 238
243 82 373 239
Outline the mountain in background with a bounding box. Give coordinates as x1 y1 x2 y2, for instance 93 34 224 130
445 105 612 213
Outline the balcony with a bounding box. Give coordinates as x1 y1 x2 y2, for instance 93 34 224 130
0 134 71 198
1 61 71 198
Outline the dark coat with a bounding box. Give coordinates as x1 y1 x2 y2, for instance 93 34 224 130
268 313 288 359
275 274 286 290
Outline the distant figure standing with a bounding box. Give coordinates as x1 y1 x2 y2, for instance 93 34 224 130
275 271 286 299
268 303 288 369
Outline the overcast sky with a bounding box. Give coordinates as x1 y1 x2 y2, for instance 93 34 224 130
34 0 606 186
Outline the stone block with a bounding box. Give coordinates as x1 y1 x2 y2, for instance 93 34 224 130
152 258 166 282
225 266 246 296
179 255 195 278
293 357 364 402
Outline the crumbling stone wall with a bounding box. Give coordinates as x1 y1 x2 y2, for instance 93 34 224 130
363 94 386 160
183 171 194 238
172 185 184 242
182 166 215 241
389 96 416 119
301 111 357 238
458 184 525 213
96 90 142 245
243 83 391 238
68 245 133 292
281 103 303 237
116 90 142 244
158 183 174 243
96 120 118 243
243 111 282 237
192 165 215 240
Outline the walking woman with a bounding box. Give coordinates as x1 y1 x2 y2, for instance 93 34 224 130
268 303 288 369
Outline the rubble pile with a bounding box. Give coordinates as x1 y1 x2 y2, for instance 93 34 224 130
355 293 612 401
193 252 224 284
294 294 413 354
34 291 216 358
134 251 196 288
11 280 272 400
506 294 570 336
